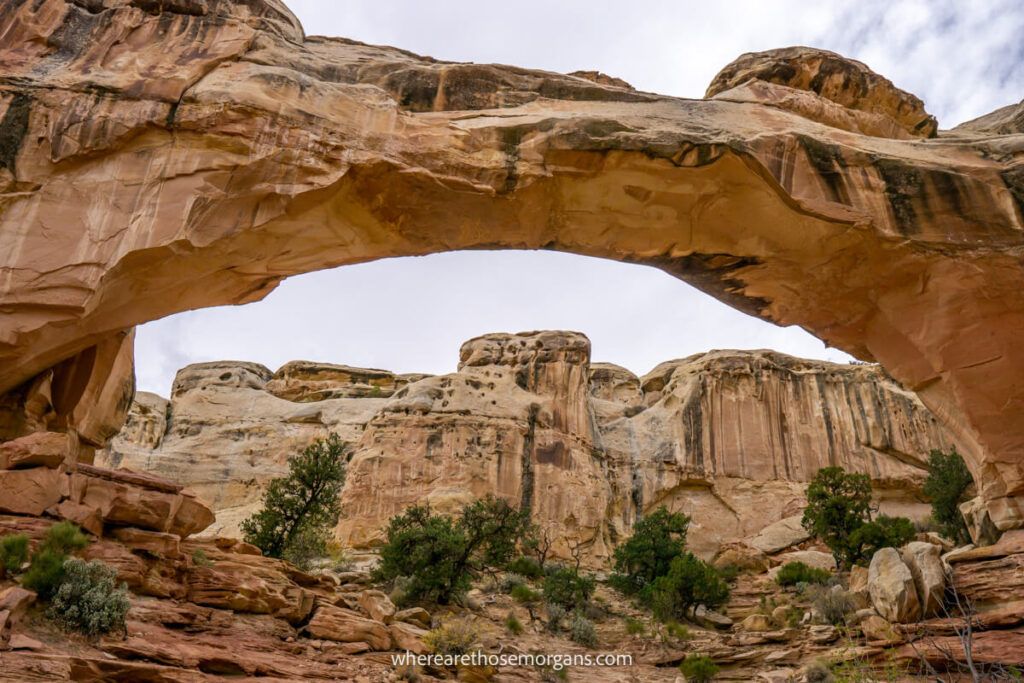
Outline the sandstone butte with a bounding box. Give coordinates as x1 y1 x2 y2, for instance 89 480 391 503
100 332 959 563
1 2 1023 539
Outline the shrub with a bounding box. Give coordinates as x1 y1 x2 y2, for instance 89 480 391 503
716 563 740 583
507 555 544 579
505 612 523 635
501 573 526 591
624 617 646 635
776 561 831 587
191 548 213 568
23 548 69 600
923 448 974 544
809 585 856 626
510 583 541 604
242 434 347 561
48 558 130 636
802 467 873 570
847 515 916 566
281 523 332 571
424 617 479 656
44 522 89 554
642 552 729 621
664 621 690 640
375 496 530 605
569 613 598 647
0 533 29 579
680 654 719 682
545 602 567 632
804 660 835 683
611 507 690 594
325 540 354 572
542 567 595 611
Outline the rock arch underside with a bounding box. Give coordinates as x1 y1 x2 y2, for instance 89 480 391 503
1 0 1023 538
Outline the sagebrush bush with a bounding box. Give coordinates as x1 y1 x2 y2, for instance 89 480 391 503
569 612 598 647
809 585 856 626
664 621 691 640
545 602 567 632
0 533 29 579
424 618 479 656
680 654 719 682
48 558 130 637
501 573 527 592
776 561 831 587
542 567 595 611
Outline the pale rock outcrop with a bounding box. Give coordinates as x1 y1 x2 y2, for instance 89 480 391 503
900 541 946 618
774 550 836 573
0 1 1022 531
747 515 811 555
868 548 921 624
102 334 957 562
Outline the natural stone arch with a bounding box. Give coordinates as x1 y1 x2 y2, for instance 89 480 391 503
0 1 1022 531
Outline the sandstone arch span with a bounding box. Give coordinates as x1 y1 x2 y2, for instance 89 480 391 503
0 0 1022 532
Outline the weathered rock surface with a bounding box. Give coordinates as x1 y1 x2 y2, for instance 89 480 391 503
101 336 955 561
868 548 921 624
304 604 393 651
900 541 946 618
0 1 1022 530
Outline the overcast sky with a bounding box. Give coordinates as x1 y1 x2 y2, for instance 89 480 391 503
134 0 1024 396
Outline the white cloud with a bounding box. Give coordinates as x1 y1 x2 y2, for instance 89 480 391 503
134 1 1024 395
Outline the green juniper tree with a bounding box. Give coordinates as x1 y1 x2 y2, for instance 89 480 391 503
802 466 916 568
241 434 348 568
610 506 690 594
374 495 530 605
923 448 974 544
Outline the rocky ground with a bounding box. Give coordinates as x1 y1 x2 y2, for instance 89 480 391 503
2 426 1023 681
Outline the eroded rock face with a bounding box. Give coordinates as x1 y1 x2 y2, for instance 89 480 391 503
101 332 958 562
0 2 1022 530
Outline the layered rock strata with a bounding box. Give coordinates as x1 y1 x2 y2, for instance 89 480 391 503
0 1 1022 530
100 332 960 561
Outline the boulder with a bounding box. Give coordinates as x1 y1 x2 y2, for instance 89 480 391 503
868 548 921 624
357 589 396 623
774 550 836 573
305 605 392 651
739 614 775 632
389 621 429 654
0 467 63 515
110 527 182 558
860 614 901 644
901 541 946 618
0 587 35 626
748 515 811 554
713 544 770 573
0 432 67 469
49 500 104 536
694 606 733 630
